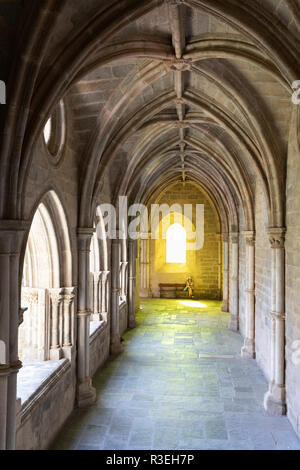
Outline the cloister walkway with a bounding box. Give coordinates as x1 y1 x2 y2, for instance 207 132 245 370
52 300 300 450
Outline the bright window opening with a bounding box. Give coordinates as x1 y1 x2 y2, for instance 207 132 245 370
166 223 186 263
43 117 52 145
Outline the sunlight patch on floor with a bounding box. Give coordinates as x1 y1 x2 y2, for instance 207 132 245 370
178 300 207 308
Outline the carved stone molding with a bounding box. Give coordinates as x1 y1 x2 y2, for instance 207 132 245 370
269 310 286 321
77 309 92 317
243 231 256 246
173 121 190 129
268 228 286 249
165 59 192 71
230 232 239 244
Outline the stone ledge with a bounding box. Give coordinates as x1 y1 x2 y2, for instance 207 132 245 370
89 320 107 343
17 359 71 425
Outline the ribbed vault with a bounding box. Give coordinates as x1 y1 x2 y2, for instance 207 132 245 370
0 0 298 233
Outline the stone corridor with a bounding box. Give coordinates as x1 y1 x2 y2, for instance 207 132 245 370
51 300 300 450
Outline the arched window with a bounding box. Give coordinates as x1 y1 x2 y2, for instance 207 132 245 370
43 117 52 145
166 223 186 263
19 192 74 362
43 100 66 165
89 207 110 324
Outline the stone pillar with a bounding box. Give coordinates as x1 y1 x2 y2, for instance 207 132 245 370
229 232 239 331
0 221 28 450
221 233 229 312
62 287 76 360
110 239 123 356
91 271 102 321
128 240 137 329
48 288 64 361
120 261 128 300
241 231 256 359
76 228 96 408
264 228 286 415
101 271 110 323
140 237 151 298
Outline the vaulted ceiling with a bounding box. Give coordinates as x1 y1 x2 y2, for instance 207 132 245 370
1 0 299 229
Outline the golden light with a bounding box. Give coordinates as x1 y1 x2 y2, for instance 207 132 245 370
166 223 186 263
178 300 207 308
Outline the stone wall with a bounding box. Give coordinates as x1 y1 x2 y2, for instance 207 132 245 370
149 182 222 300
254 182 272 381
238 233 247 337
119 301 128 336
285 107 300 438
16 360 75 450
89 323 110 378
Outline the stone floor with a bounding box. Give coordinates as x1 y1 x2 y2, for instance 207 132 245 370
51 299 300 450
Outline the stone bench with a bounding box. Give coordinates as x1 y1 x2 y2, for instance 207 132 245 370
159 283 188 299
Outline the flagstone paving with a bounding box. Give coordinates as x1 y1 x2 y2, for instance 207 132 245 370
51 299 300 450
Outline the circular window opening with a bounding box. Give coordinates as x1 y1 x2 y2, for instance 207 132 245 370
43 100 66 165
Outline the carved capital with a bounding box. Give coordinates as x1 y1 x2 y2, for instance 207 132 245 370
77 228 95 253
62 287 76 304
101 271 110 283
243 231 256 246
268 228 286 249
222 233 229 243
270 310 285 321
22 288 38 306
230 232 239 244
48 288 64 306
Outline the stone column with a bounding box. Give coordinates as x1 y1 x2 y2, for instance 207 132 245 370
120 261 128 300
264 228 286 415
101 271 110 323
62 287 76 360
91 271 102 321
76 228 96 408
48 288 64 361
241 231 256 359
229 232 239 331
221 233 229 312
0 221 28 450
140 237 151 298
128 240 137 329
110 239 123 356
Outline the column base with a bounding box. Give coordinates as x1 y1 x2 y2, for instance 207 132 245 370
49 347 63 361
264 384 286 416
110 336 124 356
77 378 96 408
128 318 137 329
229 314 239 331
221 300 229 312
140 288 152 298
241 338 256 359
